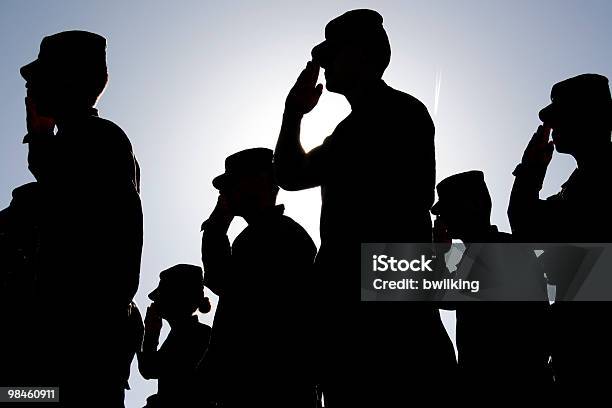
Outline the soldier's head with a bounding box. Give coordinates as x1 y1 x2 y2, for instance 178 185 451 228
212 148 279 218
539 74 612 157
20 31 109 118
148 264 211 321
311 9 391 94
431 171 492 239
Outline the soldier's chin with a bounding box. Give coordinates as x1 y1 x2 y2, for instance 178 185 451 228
553 140 570 153
325 79 342 94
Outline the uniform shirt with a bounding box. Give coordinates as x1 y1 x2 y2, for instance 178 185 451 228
277 80 454 405
13 108 143 396
201 204 317 404
138 316 211 406
307 80 435 258
448 228 551 394
24 108 143 312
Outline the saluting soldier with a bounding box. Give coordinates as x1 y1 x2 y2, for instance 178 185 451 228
432 171 552 403
508 74 612 402
274 9 455 406
4 30 144 406
138 264 212 408
200 148 317 408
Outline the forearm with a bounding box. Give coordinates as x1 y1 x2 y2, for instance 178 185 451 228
201 221 232 296
138 330 161 379
508 163 547 238
274 111 308 190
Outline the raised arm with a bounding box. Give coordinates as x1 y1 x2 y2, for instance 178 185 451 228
274 61 324 191
508 125 556 240
201 194 234 297
137 303 163 380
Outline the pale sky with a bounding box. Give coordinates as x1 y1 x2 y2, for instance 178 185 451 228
1 1 611 406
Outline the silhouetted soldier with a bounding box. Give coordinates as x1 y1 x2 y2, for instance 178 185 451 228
508 74 612 401
273 9 455 406
2 31 143 406
200 148 317 408
0 182 42 387
432 171 551 402
138 264 212 408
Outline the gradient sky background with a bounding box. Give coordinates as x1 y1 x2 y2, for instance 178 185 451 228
1 1 611 406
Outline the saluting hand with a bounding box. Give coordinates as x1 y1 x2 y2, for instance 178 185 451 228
521 125 554 169
144 302 163 335
285 61 324 116
25 97 55 136
208 193 234 231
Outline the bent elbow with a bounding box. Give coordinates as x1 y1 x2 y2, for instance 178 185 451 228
273 166 301 191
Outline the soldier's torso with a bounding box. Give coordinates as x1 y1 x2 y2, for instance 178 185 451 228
319 83 435 252
546 162 612 242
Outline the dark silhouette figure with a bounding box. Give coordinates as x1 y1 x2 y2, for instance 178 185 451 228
0 182 42 389
200 148 317 408
274 9 455 406
432 171 552 402
0 31 143 406
138 264 212 408
508 74 612 401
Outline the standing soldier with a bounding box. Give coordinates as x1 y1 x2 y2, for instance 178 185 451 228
4 30 143 406
138 264 212 408
200 148 317 408
274 9 456 407
432 171 552 403
508 74 612 401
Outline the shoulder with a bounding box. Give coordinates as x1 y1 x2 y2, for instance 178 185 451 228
85 116 133 151
386 86 431 115
381 86 434 135
278 215 316 249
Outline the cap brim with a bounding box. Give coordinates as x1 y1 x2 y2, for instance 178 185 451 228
539 103 555 123
311 41 331 66
212 174 227 190
148 288 160 302
20 60 40 81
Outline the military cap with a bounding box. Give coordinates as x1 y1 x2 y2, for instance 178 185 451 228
212 147 274 190
539 73 611 123
20 30 107 83
311 9 390 69
148 264 204 302
431 170 491 215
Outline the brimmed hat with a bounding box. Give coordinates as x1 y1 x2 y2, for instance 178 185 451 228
20 30 107 83
431 170 490 215
311 9 390 69
148 264 204 302
539 73 611 123
212 148 274 190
